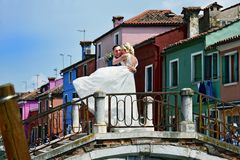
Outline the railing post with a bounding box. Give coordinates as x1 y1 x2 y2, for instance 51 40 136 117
180 88 195 132
0 84 31 159
93 91 107 133
72 98 81 133
143 96 154 131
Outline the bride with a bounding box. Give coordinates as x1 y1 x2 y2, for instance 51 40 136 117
73 42 139 132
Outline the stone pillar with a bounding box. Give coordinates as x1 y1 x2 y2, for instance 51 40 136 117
180 88 195 132
93 91 107 133
143 96 154 131
72 98 81 133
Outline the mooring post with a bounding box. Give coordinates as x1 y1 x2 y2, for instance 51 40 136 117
0 83 31 159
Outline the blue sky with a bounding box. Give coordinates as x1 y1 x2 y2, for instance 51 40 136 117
0 0 239 92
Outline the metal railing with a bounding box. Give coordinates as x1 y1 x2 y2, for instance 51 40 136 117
107 92 179 132
193 91 240 146
22 94 95 154
22 90 240 155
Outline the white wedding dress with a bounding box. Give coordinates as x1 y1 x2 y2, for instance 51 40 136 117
73 53 139 132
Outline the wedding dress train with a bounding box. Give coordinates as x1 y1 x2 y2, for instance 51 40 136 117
73 54 139 132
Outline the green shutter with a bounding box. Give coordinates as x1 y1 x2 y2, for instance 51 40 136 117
204 56 211 80
222 56 225 84
195 55 202 81
213 54 217 79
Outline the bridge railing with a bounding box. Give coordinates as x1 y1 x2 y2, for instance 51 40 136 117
106 91 180 132
22 94 95 154
193 91 240 146
19 88 240 155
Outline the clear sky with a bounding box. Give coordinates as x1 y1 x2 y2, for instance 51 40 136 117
0 0 239 92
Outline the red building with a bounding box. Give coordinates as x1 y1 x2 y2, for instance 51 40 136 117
134 26 187 127
134 26 187 92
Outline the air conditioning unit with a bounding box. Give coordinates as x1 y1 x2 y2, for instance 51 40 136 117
85 48 91 55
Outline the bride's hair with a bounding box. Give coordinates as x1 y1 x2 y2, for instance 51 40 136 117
121 42 134 55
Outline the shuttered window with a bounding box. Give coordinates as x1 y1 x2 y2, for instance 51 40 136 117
204 53 218 80
222 51 238 84
170 59 179 87
145 64 153 92
191 52 203 82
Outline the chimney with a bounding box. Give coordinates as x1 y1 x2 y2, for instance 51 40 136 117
112 16 124 28
182 7 201 38
80 41 92 60
48 77 56 90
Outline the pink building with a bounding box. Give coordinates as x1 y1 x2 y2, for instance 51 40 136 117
18 90 39 143
93 10 183 68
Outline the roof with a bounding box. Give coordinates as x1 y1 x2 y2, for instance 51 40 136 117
221 3 240 12
37 85 63 98
204 2 223 9
124 10 183 25
181 7 202 14
165 19 240 51
205 34 240 51
60 55 95 73
93 10 183 43
18 89 40 101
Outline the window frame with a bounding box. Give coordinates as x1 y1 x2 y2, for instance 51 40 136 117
145 64 153 92
113 32 119 45
191 51 203 82
97 42 102 59
69 71 72 83
222 50 238 86
204 52 218 80
169 58 179 88
83 64 88 76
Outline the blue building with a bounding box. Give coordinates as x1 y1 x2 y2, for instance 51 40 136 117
60 41 95 134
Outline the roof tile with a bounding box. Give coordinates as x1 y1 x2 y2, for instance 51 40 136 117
124 10 183 25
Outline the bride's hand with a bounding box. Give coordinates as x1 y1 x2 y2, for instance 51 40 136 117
127 65 137 73
120 54 128 61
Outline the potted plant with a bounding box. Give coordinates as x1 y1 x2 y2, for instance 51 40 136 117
104 51 114 66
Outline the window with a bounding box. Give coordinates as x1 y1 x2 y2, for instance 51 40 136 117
191 52 203 82
97 43 102 58
114 32 119 45
64 95 68 103
222 51 238 84
169 59 179 87
69 71 72 83
83 64 87 76
45 99 49 111
145 64 153 92
39 101 42 113
204 53 218 80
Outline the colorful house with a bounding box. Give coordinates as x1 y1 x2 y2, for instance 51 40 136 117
206 35 240 126
134 26 187 93
164 7 240 133
93 10 183 68
60 41 95 134
164 8 240 97
132 26 187 128
18 90 39 144
36 77 63 143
